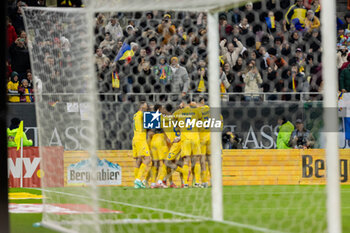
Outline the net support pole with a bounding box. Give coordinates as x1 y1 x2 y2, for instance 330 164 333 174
208 11 223 222
321 0 342 233
20 137 23 188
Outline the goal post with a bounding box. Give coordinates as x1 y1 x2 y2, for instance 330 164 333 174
21 0 343 232
321 0 342 232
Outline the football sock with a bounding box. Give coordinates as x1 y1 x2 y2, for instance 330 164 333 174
151 166 158 183
134 167 139 180
183 165 189 185
201 169 208 183
195 163 201 184
137 163 146 180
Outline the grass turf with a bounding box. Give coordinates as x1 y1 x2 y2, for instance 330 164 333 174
9 185 350 233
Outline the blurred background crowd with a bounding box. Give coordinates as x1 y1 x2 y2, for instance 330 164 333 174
5 0 350 103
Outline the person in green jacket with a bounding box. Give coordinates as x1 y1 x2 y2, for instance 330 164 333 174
7 118 33 147
340 65 350 92
276 117 295 149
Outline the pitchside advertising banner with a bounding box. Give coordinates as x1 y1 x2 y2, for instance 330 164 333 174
8 147 64 187
63 149 350 186
8 148 350 187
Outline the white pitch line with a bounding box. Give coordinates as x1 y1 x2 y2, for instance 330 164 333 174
58 219 203 225
30 188 283 233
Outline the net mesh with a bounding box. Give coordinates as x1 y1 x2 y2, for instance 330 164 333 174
21 0 337 232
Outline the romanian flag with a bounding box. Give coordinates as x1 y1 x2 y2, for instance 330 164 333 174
14 121 23 151
112 71 120 88
114 43 134 63
265 16 275 29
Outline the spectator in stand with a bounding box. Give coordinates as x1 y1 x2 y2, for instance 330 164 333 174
95 13 107 29
169 57 189 96
6 61 13 81
266 48 287 70
243 60 262 101
105 16 123 41
337 46 349 69
344 13 350 31
219 66 231 102
19 79 34 102
288 64 309 93
11 1 26 35
95 48 110 74
284 0 307 31
7 17 17 48
26 71 33 89
289 119 315 149
304 10 320 34
99 32 116 54
239 17 251 35
219 14 233 40
9 37 30 80
220 37 244 68
157 14 176 45
8 72 20 103
309 0 321 18
153 56 172 86
7 118 33 148
340 63 350 92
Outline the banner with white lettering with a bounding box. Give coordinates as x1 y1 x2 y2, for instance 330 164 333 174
8 147 64 188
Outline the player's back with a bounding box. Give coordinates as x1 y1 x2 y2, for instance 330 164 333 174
133 110 146 141
174 106 202 140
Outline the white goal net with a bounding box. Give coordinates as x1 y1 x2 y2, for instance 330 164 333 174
21 0 342 232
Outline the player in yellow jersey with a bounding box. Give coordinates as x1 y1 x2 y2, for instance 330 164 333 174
164 103 185 188
173 96 203 188
149 104 170 188
132 101 151 188
197 96 224 187
197 96 210 187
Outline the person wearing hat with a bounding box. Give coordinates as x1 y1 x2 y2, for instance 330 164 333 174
276 117 295 149
289 119 315 149
169 57 189 96
7 118 33 147
8 71 20 102
157 14 176 45
304 10 320 33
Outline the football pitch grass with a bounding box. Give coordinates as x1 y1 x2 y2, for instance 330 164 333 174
10 185 350 233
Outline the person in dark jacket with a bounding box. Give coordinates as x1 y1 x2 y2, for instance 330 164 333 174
340 63 350 92
9 38 30 79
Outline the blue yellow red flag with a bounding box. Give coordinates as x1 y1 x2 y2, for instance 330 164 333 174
114 43 134 62
265 16 275 29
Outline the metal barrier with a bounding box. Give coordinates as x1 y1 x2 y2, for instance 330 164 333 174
7 92 323 103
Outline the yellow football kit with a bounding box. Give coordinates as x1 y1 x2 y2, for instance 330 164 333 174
132 110 150 158
199 105 211 155
173 106 202 157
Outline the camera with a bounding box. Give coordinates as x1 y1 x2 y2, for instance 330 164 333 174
296 136 306 147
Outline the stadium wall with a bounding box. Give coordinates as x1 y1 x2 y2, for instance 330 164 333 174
8 103 350 150
64 149 350 186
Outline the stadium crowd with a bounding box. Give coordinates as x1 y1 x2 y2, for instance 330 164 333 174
5 0 350 102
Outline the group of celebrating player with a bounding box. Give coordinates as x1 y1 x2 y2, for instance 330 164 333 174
132 96 219 188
